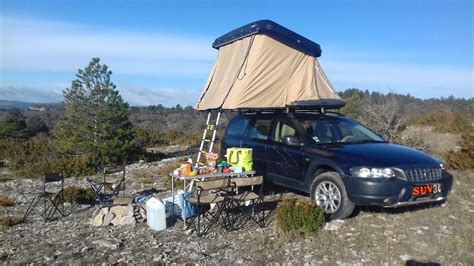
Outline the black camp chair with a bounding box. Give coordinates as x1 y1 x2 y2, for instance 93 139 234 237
228 176 265 229
184 177 231 236
21 173 66 222
86 166 126 207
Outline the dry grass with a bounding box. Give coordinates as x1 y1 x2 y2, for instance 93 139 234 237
134 171 155 185
0 216 21 229
160 162 184 189
62 186 95 204
0 196 15 207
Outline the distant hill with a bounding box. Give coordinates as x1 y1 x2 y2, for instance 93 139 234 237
0 100 35 110
0 100 60 110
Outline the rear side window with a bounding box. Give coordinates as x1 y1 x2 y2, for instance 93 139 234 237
274 121 298 142
247 119 272 140
226 116 249 137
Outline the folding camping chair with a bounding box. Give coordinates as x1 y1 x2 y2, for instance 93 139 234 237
86 165 126 207
228 176 265 229
184 177 231 236
21 173 66 222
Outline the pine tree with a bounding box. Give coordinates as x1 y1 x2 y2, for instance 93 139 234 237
53 58 134 166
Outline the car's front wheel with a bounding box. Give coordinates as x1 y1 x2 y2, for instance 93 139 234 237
310 171 354 220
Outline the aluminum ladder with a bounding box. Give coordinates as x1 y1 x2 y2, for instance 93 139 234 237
195 111 222 168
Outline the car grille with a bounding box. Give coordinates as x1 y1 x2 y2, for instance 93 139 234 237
405 168 443 182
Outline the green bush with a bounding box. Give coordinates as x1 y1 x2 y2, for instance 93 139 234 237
47 155 95 178
0 138 50 178
134 127 203 147
276 197 325 236
0 138 95 178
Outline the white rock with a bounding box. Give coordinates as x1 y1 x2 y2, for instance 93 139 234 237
110 205 136 226
103 212 116 226
91 239 119 249
91 208 109 226
111 206 128 217
323 219 345 231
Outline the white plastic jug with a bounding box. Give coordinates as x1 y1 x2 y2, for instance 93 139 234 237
146 197 166 231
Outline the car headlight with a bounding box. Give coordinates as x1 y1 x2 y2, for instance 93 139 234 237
350 167 396 179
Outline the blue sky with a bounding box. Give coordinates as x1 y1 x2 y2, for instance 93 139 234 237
0 0 472 106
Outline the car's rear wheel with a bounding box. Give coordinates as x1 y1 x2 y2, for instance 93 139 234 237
310 171 354 220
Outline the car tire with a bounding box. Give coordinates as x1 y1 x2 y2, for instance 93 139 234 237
310 171 355 220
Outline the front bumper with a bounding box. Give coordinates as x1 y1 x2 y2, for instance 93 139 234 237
343 171 453 207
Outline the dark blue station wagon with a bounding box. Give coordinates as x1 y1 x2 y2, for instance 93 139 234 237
221 111 453 219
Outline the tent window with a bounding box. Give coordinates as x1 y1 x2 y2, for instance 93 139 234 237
247 119 272 140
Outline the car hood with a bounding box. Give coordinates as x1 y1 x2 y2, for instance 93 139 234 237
307 142 440 168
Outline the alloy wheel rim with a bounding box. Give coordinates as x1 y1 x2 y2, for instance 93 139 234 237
314 181 341 214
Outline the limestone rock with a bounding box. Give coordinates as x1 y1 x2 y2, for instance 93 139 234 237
91 207 109 226
91 239 120 250
110 205 136 226
103 212 116 226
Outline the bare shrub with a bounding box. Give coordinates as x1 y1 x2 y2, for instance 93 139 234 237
398 131 433 153
359 96 407 142
443 134 474 170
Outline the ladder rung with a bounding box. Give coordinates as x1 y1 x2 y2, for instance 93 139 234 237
203 139 212 142
200 150 209 154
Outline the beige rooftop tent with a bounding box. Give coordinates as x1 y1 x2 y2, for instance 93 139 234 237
196 20 344 111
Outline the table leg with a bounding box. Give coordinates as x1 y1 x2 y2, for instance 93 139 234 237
171 175 175 221
183 179 187 228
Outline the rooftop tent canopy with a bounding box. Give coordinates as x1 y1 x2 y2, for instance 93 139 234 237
196 20 344 111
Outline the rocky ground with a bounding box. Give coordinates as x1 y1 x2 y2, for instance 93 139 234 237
0 158 473 264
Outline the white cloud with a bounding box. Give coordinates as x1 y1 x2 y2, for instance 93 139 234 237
0 85 63 103
0 15 215 77
0 84 200 107
0 85 200 107
118 85 200 107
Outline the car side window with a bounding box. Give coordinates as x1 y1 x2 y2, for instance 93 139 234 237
227 116 249 137
311 121 337 143
274 121 298 143
247 119 272 140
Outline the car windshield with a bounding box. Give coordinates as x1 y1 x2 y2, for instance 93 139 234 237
300 117 385 144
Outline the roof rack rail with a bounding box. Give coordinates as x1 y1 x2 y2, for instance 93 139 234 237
236 109 344 116
231 99 346 114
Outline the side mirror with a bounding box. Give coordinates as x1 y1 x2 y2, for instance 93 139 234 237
284 136 304 147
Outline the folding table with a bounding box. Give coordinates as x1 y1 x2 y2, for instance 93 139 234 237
168 170 255 228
